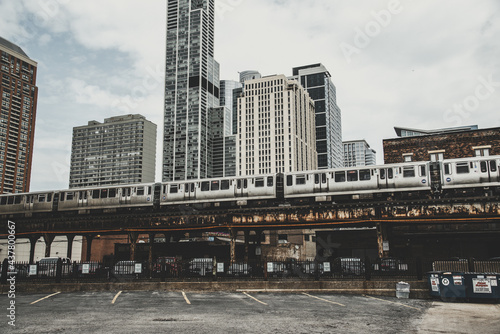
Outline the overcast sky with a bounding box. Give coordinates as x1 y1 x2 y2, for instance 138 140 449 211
0 0 499 191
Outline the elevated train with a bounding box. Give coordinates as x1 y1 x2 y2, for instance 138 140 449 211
1 156 499 218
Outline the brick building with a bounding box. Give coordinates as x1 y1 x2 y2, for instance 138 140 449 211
383 126 500 163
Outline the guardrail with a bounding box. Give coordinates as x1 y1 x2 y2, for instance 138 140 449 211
1 258 499 284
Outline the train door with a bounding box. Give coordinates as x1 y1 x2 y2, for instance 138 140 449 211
479 159 499 183
120 187 131 204
235 178 248 197
24 194 34 211
378 167 395 189
78 191 88 207
184 183 196 201
313 172 328 193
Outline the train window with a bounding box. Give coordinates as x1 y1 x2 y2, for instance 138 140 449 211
221 180 230 190
420 165 427 177
39 194 46 202
380 169 386 180
388 168 393 179
148 186 152 195
170 185 178 194
315 174 320 184
444 163 451 175
480 161 487 173
101 189 109 198
7 196 14 205
201 181 210 191
322 173 327 183
255 178 264 188
491 160 497 172
244 179 248 189
47 194 52 202
0 197 6 205
237 180 242 189
66 192 74 200
335 171 346 183
403 167 415 178
163 185 168 194
60 192 65 202
347 170 358 182
137 187 145 196
211 181 220 191
296 175 306 185
287 175 293 186
359 169 371 181
190 183 195 192
268 176 274 187
109 188 117 197
14 196 22 204
93 189 100 198
456 162 470 174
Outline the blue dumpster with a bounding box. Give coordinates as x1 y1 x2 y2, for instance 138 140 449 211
438 272 467 301
465 273 500 302
427 271 442 299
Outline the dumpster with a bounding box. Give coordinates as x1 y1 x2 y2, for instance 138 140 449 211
465 273 500 302
439 272 467 301
427 271 442 299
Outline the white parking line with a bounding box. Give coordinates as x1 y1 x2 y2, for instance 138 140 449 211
30 292 61 305
111 291 122 304
363 295 422 311
242 292 268 305
182 291 191 305
302 293 345 307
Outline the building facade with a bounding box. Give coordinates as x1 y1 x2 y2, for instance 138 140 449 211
383 126 500 164
292 64 342 169
343 139 376 167
237 74 317 176
0 37 38 194
69 114 156 188
163 0 220 182
210 106 236 177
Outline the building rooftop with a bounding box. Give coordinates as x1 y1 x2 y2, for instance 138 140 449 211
0 36 29 58
394 125 479 137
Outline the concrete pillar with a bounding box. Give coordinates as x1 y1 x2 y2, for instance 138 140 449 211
29 235 39 263
129 232 139 261
229 228 236 263
43 234 55 258
376 223 390 258
66 235 75 260
244 230 250 262
85 235 94 261
148 232 155 274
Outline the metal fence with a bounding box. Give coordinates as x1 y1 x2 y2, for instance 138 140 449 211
1 257 499 284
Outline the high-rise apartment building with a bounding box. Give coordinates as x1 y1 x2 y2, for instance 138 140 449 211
163 0 220 182
237 74 317 176
0 37 38 194
292 64 342 169
69 114 156 188
343 139 376 167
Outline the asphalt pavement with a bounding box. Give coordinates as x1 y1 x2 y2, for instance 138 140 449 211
1 291 498 333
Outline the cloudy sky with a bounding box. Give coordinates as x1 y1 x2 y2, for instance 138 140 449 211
0 0 499 191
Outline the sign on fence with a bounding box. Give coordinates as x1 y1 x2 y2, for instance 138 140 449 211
29 265 37 276
134 264 142 274
82 264 90 274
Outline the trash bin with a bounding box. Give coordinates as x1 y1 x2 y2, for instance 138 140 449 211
465 273 500 302
396 282 410 299
427 271 442 299
438 272 467 301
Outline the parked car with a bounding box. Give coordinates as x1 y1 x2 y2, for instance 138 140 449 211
38 257 71 277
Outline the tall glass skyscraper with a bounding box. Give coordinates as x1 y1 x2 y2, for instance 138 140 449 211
163 0 220 181
292 64 342 169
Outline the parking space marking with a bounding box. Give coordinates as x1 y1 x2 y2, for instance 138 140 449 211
182 291 191 305
111 291 122 304
242 292 268 305
363 295 422 311
30 292 61 305
302 293 345 307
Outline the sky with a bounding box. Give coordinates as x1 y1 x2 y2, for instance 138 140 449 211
0 0 499 192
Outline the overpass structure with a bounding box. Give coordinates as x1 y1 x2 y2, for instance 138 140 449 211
2 196 500 263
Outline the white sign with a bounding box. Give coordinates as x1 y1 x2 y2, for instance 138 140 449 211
82 264 90 274
441 278 450 286
430 278 440 292
217 263 224 273
29 265 37 276
383 241 389 252
323 262 331 273
267 262 274 273
134 263 142 274
473 278 492 294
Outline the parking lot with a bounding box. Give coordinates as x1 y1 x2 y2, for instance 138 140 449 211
1 290 497 333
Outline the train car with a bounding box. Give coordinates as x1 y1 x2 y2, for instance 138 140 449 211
284 161 431 202
440 156 500 194
58 183 157 213
160 174 283 207
0 190 57 217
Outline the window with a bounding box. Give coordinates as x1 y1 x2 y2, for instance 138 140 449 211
456 162 470 174
201 181 210 191
38 194 46 202
221 180 230 190
403 167 416 178
359 169 371 181
296 175 306 185
403 154 413 162
444 163 451 175
473 146 491 157
286 175 293 186
278 234 288 244
347 170 358 182
429 151 445 162
211 181 220 191
335 171 346 183
255 178 264 188
267 177 274 187
170 185 178 194
491 160 498 172
419 165 427 177
137 187 145 196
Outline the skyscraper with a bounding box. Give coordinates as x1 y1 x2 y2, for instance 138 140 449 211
343 139 376 167
163 0 220 181
0 37 38 194
292 64 342 169
69 114 157 188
